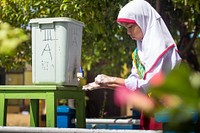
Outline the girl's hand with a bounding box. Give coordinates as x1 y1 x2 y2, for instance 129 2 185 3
95 74 116 84
82 82 103 91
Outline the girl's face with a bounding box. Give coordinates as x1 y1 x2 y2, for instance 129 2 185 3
123 23 143 41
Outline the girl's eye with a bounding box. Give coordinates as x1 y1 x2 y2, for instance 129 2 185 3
128 25 133 28
127 25 134 29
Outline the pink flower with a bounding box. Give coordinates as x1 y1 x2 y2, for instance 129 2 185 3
150 71 165 87
114 85 131 106
114 86 155 112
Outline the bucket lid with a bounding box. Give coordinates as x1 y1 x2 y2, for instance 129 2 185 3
29 17 85 27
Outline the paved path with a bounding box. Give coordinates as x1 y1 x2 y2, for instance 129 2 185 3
0 126 162 133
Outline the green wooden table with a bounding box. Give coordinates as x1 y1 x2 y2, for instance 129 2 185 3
0 85 86 128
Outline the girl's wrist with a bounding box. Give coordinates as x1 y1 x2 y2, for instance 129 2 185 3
110 77 117 83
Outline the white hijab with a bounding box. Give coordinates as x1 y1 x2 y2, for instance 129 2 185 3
117 0 181 78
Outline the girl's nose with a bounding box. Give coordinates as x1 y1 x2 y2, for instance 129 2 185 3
127 30 131 35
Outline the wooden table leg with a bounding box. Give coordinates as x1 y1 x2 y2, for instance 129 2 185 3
0 94 7 126
75 91 86 128
55 88 86 128
46 92 56 127
30 99 39 127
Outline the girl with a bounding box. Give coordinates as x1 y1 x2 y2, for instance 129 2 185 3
83 0 181 130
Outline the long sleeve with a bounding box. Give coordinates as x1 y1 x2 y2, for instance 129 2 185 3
124 47 181 93
124 62 162 93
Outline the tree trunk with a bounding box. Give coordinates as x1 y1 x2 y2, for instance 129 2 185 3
156 0 160 13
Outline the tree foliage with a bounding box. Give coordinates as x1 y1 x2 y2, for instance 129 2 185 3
162 0 200 71
0 22 28 70
150 63 200 130
0 0 199 76
171 0 200 71
0 0 134 76
0 22 28 55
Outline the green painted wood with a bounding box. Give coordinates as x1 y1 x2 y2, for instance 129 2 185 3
75 94 86 128
4 92 47 99
0 85 57 91
46 92 56 127
0 85 79 91
0 85 85 128
30 99 39 127
55 89 86 128
0 94 7 126
55 90 83 99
